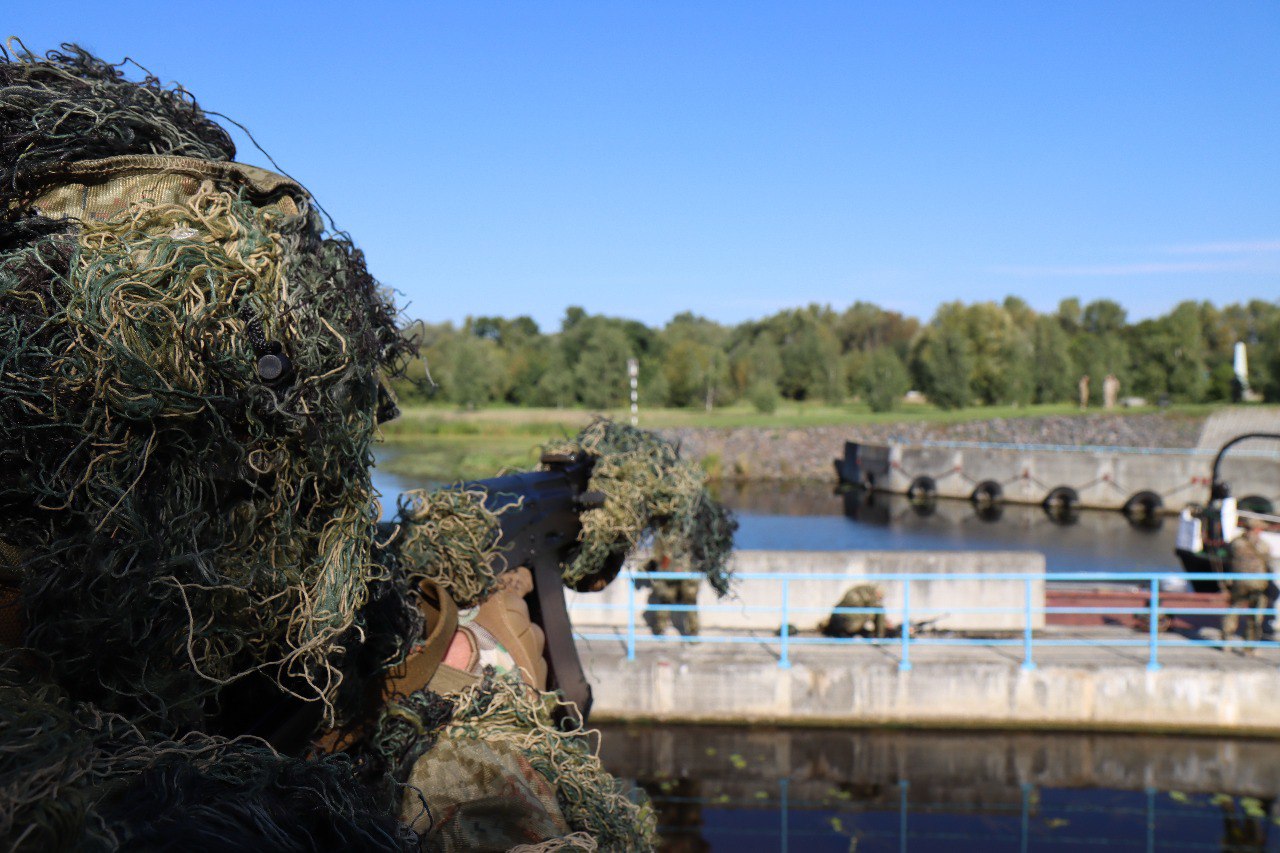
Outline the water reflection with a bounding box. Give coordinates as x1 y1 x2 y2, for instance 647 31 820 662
599 725 1280 852
718 481 1177 573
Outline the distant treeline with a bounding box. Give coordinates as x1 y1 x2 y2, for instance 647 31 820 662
393 298 1280 412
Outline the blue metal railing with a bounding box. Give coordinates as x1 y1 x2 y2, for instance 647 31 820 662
573 570 1280 672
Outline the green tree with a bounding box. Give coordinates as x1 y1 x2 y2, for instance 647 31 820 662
1125 302 1208 402
658 313 732 409
441 334 505 408
775 312 843 403
574 325 633 409
1082 299 1128 336
1030 316 1075 403
728 335 783 397
532 348 576 407
1056 297 1082 334
916 322 973 410
856 349 910 412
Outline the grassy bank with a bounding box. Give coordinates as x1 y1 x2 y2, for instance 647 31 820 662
377 401 1219 481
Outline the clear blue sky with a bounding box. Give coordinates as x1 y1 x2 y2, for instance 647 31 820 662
10 2 1279 331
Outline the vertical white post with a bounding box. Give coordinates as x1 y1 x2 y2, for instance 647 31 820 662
627 358 639 427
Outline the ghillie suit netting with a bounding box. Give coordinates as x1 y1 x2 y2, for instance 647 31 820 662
393 486 510 608
0 41 692 851
0 656 414 852
544 419 737 594
0 41 413 728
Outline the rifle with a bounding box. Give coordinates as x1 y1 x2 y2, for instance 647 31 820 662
235 449 619 752
463 449 625 722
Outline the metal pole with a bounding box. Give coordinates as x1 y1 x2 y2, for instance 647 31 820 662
1023 577 1036 670
1148 578 1161 672
1146 786 1156 853
627 358 639 427
900 580 912 672
1020 783 1031 853
626 574 636 662
780 777 789 853
779 578 791 669
899 779 909 853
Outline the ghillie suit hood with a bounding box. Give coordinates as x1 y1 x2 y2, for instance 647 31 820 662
0 41 413 728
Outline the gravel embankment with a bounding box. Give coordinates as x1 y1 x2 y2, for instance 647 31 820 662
661 414 1207 481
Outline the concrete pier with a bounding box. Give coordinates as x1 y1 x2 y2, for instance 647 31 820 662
845 441 1280 511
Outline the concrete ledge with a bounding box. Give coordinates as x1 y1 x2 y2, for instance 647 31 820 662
582 640 1280 737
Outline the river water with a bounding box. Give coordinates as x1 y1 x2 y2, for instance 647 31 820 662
597 725 1280 852
370 459 1179 574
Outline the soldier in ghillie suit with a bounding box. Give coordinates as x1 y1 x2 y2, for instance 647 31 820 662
1222 518 1272 650
645 533 701 636
0 41 735 851
821 583 887 639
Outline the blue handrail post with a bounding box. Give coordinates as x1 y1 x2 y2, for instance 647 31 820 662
1145 786 1156 853
1020 782 1031 853
899 580 912 672
779 577 791 669
1022 577 1036 670
626 573 636 662
779 776 789 853
1147 578 1161 672
898 779 909 853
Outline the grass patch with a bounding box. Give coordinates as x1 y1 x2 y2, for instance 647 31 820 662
375 401 1222 481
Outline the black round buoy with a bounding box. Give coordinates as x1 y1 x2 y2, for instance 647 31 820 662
970 480 1003 505
1122 490 1164 529
1042 486 1080 525
907 476 937 503
970 480 1004 522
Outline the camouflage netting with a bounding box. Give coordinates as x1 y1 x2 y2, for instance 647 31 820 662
543 419 737 594
0 657 414 852
393 486 511 608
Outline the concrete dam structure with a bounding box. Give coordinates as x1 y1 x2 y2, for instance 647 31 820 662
838 440 1280 515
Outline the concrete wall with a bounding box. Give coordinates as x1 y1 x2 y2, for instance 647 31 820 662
856 443 1280 511
587 650 1280 737
566 549 1045 632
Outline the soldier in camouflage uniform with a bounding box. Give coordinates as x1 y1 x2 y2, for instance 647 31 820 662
645 533 701 636
823 583 887 638
1222 518 1272 649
